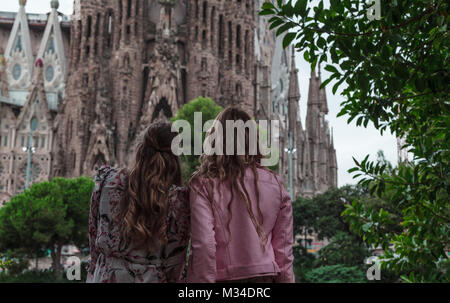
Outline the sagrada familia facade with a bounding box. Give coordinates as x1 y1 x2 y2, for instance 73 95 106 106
0 0 337 206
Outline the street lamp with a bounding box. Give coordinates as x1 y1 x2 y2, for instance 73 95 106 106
284 131 297 201
22 117 38 189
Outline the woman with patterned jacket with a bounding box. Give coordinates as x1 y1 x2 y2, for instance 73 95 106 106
86 122 190 283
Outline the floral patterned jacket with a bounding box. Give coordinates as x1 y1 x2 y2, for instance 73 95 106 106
86 165 190 283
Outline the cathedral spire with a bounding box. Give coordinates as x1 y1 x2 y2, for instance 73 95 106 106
331 127 334 146
288 46 300 101
5 0 34 86
317 65 329 114
288 46 300 130
307 66 328 114
36 0 67 86
15 58 52 135
307 69 319 108
50 0 59 10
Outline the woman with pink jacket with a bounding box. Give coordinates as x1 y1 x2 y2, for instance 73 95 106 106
187 106 295 283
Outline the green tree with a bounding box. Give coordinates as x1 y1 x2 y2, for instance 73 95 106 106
292 185 367 281
51 177 93 250
171 97 223 180
304 264 367 283
295 185 366 241
261 0 449 282
314 232 370 267
0 177 94 279
292 196 318 281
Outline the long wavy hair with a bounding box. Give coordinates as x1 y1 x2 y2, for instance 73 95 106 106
115 122 182 252
191 106 277 247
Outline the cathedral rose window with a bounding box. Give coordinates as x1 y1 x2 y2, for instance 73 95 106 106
45 65 54 82
12 63 21 80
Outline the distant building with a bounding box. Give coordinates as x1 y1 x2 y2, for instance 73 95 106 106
0 0 337 201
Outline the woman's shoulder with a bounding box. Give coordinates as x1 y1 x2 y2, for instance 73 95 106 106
94 165 128 190
248 164 284 185
189 175 214 192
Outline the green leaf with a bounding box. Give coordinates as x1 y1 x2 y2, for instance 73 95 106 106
325 65 339 74
317 36 327 49
276 22 296 37
295 0 308 16
269 19 284 30
283 32 297 49
261 2 276 10
259 10 274 16
394 63 409 79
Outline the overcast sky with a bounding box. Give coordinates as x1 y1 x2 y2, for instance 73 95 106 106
1 0 398 186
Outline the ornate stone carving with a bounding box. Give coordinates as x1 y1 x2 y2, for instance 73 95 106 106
0 51 8 97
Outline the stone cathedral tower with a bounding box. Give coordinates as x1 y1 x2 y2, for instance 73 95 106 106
185 1 255 113
54 0 146 177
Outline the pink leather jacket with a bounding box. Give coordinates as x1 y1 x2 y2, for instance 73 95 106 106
187 166 295 283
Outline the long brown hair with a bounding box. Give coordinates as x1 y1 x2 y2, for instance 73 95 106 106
115 122 182 252
191 106 274 247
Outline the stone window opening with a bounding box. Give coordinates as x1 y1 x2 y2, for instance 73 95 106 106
218 15 224 58
107 11 114 48
67 121 73 143
124 53 130 69
236 83 242 97
82 73 88 86
118 0 123 44
201 58 207 71
202 30 207 49
127 0 132 18
14 35 22 52
135 0 139 36
195 0 199 18
95 13 100 36
228 21 232 49
117 26 121 50
72 152 76 170
75 20 81 64
87 16 92 39
210 7 215 46
236 25 241 49
244 30 249 72
202 1 207 25
151 97 173 122
47 37 55 54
